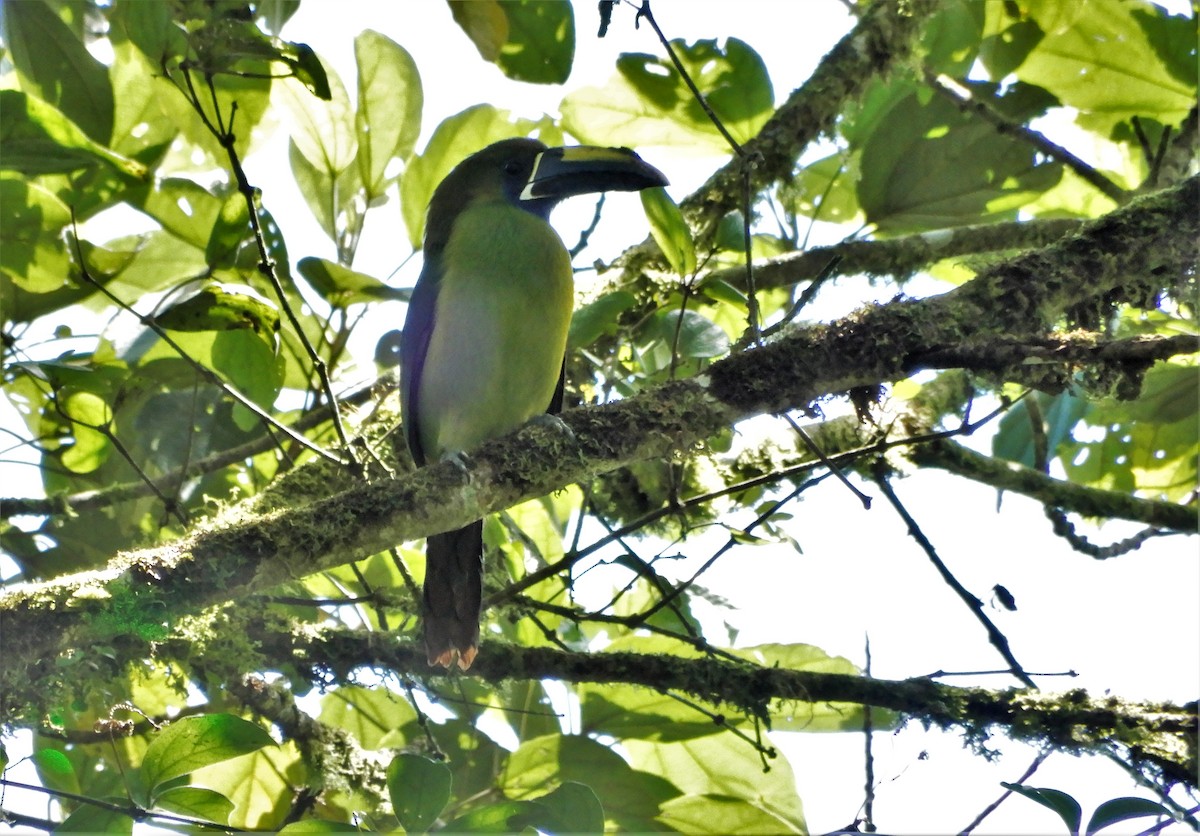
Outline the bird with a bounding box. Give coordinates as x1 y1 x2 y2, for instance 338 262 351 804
400 137 667 669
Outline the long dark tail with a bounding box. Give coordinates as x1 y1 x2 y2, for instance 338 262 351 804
423 521 483 669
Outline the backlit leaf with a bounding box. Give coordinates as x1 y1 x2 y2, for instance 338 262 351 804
2 0 115 143
561 38 772 152
641 187 696 276
386 753 452 833
355 31 423 197
141 714 275 797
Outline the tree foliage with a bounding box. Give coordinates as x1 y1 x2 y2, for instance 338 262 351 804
0 0 1196 832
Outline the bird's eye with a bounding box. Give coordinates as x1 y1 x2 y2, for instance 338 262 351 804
503 160 523 175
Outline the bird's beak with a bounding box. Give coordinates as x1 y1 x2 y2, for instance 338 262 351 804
520 145 668 202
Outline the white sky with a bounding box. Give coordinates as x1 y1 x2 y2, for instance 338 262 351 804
1 2 1196 834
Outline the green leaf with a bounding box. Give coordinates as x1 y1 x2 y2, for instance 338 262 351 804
980 8 1044 80
501 733 680 831
296 256 411 307
190 742 300 831
276 53 357 176
56 803 134 834
59 388 112 473
33 747 81 797
1002 782 1083 835
0 174 73 293
0 90 147 179
568 290 637 349
99 231 208 298
212 330 285 430
778 152 862 225
108 38 180 160
733 642 892 732
152 786 235 824
442 800 542 833
1131 8 1198 89
278 821 362 833
205 192 252 268
354 31 423 198
494 0 575 85
140 714 275 798
1059 364 1199 501
1097 363 1199 426
289 137 361 243
561 38 773 151
698 276 748 308
533 781 605 835
1002 0 1196 134
658 793 805 834
854 82 1061 231
154 282 280 339
259 0 302 36
993 391 1090 468
1086 796 1172 835
386 753 452 833
922 0 986 76
449 0 508 61
2 0 115 143
581 683 723 742
625 735 806 833
429 716 513 806
641 187 697 276
279 40 332 100
125 178 223 249
400 104 562 248
643 309 730 360
317 685 419 750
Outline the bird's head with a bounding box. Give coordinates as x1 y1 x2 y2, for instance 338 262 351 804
423 137 668 255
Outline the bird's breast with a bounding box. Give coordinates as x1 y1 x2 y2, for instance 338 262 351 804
416 203 574 459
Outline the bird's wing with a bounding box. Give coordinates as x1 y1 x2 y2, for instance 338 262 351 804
400 267 440 467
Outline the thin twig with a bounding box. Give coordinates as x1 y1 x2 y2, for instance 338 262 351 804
785 413 871 509
872 464 1037 689
629 0 764 342
862 634 877 833
164 62 361 472
203 73 363 472
957 750 1049 835
631 1 744 154
0 778 242 832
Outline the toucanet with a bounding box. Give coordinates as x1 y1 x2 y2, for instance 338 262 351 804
401 138 667 669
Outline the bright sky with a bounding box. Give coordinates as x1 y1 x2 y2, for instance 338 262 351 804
2 2 1196 834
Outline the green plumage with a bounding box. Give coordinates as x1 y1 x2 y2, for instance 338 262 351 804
416 202 573 460
401 138 667 669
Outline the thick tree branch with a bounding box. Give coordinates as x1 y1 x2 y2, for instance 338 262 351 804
911 438 1196 533
704 217 1087 292
2 177 1195 719
249 628 1198 790
912 333 1199 373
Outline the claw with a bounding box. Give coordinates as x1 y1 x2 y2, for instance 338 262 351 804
439 449 472 471
528 413 575 441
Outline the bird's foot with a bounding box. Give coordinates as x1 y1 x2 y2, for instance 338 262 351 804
439 449 473 474
527 413 575 441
